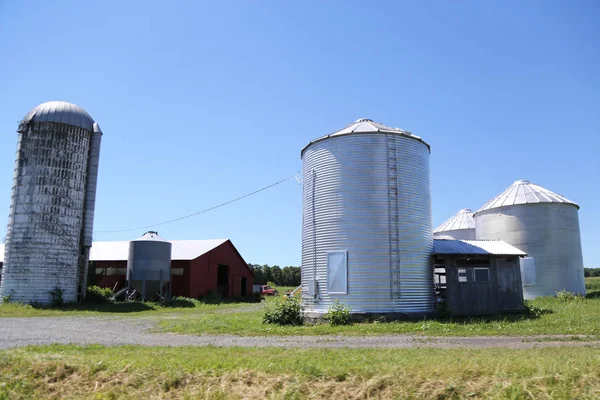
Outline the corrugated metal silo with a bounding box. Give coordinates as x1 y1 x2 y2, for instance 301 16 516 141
433 208 476 240
0 101 102 304
474 180 585 299
127 231 172 300
300 118 433 319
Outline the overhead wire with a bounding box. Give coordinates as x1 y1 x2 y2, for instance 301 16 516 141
95 172 300 234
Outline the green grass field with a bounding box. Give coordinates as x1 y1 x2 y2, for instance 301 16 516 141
1 345 599 399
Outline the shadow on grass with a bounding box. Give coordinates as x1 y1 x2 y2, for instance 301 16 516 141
585 291 600 299
35 302 157 313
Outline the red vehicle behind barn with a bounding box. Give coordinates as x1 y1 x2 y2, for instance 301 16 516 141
89 239 254 299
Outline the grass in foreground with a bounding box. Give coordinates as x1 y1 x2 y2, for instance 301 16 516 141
1 345 599 399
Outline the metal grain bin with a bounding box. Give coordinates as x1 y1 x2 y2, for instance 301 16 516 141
0 101 102 305
474 180 585 299
300 119 434 318
433 208 476 240
127 231 172 300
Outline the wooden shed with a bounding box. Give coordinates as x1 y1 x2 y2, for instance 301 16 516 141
433 239 527 317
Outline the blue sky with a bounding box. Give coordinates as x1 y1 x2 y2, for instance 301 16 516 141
0 1 598 267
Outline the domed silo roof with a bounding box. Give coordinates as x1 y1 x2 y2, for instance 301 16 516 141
301 118 430 155
433 208 476 240
475 179 578 213
19 100 97 131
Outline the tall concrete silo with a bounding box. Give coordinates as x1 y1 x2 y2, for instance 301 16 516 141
0 101 102 304
127 231 172 300
301 118 433 320
474 179 585 299
433 209 476 240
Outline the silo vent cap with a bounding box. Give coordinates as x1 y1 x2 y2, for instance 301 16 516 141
355 118 373 123
514 179 531 185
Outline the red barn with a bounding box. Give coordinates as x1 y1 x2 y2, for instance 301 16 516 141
89 239 254 298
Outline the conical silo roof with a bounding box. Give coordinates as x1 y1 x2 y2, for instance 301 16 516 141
301 118 430 155
476 180 578 213
133 231 169 242
434 208 475 233
20 101 97 131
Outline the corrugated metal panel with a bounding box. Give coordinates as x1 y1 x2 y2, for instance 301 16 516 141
476 180 578 212
89 239 228 261
475 203 585 299
127 232 172 299
301 118 430 155
301 122 433 315
19 101 95 131
433 239 526 256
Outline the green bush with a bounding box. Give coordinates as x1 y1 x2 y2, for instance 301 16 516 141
203 292 223 304
85 286 114 304
163 297 198 308
324 300 351 326
262 296 303 326
49 287 64 308
556 289 584 303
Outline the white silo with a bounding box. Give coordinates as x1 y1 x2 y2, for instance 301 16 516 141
433 208 476 240
474 179 585 299
127 231 172 300
301 118 433 320
0 101 102 305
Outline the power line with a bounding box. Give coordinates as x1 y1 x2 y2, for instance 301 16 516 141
95 172 300 234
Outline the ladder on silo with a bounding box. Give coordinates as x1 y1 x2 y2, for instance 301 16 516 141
387 134 401 299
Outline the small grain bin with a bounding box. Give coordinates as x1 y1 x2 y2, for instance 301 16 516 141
127 231 172 300
433 209 476 240
474 180 585 299
0 101 102 305
300 118 433 320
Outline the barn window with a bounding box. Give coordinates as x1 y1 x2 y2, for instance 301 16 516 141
474 267 490 282
458 268 472 282
521 257 536 286
458 267 490 283
327 251 347 294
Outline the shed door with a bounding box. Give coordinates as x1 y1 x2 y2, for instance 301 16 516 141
497 258 523 311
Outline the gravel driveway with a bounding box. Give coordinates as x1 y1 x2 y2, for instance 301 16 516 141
1 316 599 349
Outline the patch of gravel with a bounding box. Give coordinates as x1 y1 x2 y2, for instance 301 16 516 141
1 316 599 350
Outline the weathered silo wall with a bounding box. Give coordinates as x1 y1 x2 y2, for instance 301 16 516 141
474 180 585 299
127 231 172 300
0 101 102 304
433 208 476 240
301 119 433 318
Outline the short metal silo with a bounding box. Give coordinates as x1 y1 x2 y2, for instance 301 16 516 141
433 209 476 240
300 118 433 320
474 180 585 299
0 101 102 305
127 231 172 300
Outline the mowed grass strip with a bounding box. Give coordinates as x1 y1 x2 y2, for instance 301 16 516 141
159 278 600 337
1 345 600 399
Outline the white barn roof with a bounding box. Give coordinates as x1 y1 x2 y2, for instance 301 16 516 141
433 239 526 256
434 208 475 233
476 180 578 213
0 240 229 263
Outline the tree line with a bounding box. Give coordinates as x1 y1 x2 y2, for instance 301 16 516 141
248 264 301 287
584 268 600 277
